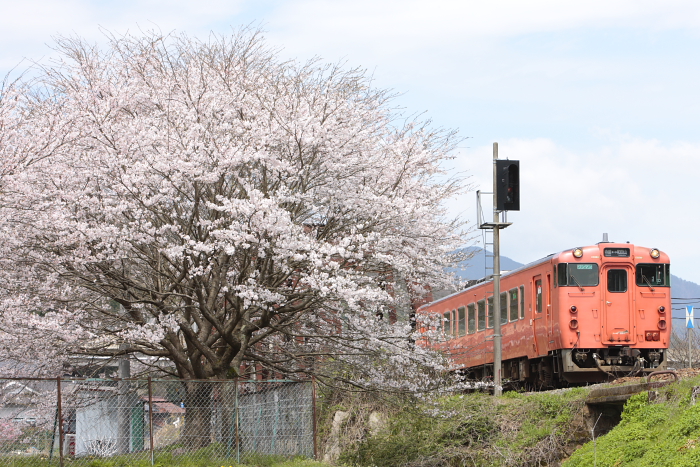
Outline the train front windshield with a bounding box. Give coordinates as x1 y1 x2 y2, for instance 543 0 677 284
557 263 599 287
636 263 671 287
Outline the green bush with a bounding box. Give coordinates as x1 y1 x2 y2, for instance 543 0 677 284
340 389 589 467
564 379 700 467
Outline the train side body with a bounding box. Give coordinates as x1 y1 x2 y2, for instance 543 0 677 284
419 243 671 386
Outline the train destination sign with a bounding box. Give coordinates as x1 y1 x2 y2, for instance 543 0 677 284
604 248 630 257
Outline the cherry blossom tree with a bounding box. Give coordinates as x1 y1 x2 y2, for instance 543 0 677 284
0 29 467 445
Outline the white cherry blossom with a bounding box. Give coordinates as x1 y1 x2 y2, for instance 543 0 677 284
0 29 468 397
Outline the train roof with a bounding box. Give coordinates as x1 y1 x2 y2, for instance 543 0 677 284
423 252 556 309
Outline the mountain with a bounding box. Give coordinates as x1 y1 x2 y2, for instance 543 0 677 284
447 247 528 281
669 275 700 300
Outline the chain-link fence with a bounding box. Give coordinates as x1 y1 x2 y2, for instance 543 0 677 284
0 377 316 466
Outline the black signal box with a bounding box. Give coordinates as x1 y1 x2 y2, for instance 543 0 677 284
496 160 520 211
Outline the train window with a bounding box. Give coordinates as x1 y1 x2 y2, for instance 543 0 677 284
568 263 599 287
509 288 518 321
443 311 452 338
636 264 671 287
536 279 543 313
558 263 568 286
487 296 494 329
553 265 557 287
500 292 508 325
477 300 486 331
519 285 525 319
457 306 466 337
607 269 627 293
468 304 476 334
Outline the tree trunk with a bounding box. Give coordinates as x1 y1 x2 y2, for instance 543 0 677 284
182 381 213 450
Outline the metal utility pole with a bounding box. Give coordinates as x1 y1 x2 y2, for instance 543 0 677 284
492 143 503 396
687 306 695 369
690 327 693 369
478 142 518 397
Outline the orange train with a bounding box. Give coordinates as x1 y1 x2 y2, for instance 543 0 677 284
418 242 671 387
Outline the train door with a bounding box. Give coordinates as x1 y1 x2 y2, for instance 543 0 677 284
601 264 636 344
546 273 554 337
532 275 548 355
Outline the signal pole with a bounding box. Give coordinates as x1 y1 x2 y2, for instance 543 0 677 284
478 142 519 396
492 143 503 395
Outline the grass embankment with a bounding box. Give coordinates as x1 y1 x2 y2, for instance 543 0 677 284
338 388 590 466
564 375 700 466
13 375 700 467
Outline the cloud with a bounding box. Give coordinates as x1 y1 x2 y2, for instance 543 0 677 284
1 1 698 284
0 0 249 74
267 0 700 57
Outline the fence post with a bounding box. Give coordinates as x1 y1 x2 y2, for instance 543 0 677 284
235 379 240 464
312 377 318 460
117 353 131 454
57 377 64 467
48 406 58 463
225 380 234 459
148 376 155 466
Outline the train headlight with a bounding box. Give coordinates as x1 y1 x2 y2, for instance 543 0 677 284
570 306 577 313
573 248 584 258
645 331 661 341
658 306 665 314
650 248 660 259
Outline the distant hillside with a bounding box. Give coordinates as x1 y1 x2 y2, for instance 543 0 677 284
447 247 531 281
670 275 700 300
449 248 700 320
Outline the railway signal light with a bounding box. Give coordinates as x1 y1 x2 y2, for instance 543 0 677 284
496 160 520 211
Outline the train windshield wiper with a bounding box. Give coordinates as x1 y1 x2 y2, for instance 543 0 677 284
642 275 656 292
570 274 584 292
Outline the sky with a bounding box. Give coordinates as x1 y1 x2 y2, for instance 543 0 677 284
2 0 700 282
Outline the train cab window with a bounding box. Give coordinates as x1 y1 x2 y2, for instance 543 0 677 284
553 265 557 287
487 296 494 329
509 288 518 321
558 264 568 286
457 306 466 337
468 304 476 334
443 311 452 338
567 263 599 287
477 300 486 331
607 269 627 293
500 292 508 325
519 285 525 319
536 280 543 313
636 264 671 287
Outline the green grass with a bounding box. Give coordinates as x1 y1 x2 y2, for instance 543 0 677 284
339 387 591 467
564 375 700 467
0 448 328 467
